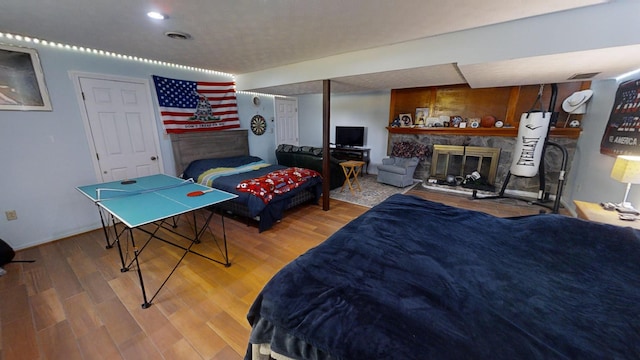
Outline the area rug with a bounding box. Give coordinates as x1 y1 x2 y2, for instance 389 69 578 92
329 174 420 208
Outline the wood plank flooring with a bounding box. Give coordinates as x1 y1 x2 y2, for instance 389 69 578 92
0 189 568 359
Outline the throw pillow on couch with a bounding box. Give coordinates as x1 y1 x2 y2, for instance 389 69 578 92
275 144 345 190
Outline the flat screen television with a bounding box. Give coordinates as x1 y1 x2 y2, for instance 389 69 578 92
335 126 365 147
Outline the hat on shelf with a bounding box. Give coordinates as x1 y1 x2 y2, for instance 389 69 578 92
562 89 594 114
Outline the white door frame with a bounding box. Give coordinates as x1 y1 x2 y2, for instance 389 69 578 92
274 96 299 146
70 71 164 181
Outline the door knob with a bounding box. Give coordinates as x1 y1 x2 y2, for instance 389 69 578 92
151 156 157 161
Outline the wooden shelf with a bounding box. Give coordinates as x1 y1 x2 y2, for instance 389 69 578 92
389 82 591 132
386 126 581 139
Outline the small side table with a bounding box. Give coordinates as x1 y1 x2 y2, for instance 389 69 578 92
340 160 366 194
574 200 640 230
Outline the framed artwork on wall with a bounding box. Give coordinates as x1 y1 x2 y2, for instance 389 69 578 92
601 78 640 156
0 44 52 111
414 107 429 127
399 113 413 127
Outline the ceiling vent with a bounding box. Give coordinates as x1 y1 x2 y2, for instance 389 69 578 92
567 72 600 80
165 31 192 40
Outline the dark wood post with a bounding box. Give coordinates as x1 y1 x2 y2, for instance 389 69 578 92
322 80 331 210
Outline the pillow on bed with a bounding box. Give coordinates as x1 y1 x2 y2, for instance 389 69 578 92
182 156 264 179
299 146 323 156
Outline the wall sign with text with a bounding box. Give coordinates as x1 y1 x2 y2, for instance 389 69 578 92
601 78 640 156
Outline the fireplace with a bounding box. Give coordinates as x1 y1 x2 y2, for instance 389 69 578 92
389 133 577 195
429 145 501 186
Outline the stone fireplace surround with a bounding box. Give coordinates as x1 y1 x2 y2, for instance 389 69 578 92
388 133 577 196
430 144 501 188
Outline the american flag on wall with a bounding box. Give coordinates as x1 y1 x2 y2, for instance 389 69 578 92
152 75 240 133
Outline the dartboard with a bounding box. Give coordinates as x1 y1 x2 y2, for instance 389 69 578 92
251 115 267 135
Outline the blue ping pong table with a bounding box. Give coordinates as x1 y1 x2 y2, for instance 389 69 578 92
77 174 237 308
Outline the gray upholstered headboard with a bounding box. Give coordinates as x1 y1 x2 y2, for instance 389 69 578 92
170 129 250 176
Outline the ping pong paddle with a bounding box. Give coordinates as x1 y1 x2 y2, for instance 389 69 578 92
187 188 214 197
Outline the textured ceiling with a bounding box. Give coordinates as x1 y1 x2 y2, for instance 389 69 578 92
1 0 629 95
251 64 467 96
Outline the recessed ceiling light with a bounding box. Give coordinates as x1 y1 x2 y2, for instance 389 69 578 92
147 12 167 20
165 31 192 40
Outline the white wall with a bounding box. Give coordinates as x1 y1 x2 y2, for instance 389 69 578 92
564 78 640 210
239 96 277 164
298 90 391 172
0 38 272 250
297 94 323 146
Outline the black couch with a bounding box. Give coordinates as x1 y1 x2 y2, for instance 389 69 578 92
275 144 346 190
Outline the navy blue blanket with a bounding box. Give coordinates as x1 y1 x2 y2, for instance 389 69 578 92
246 194 640 359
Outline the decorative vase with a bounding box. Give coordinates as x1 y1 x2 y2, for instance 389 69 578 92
481 115 496 128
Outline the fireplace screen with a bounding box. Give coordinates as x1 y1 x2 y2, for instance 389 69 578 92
430 145 501 185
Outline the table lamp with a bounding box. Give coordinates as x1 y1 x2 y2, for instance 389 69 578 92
610 155 640 213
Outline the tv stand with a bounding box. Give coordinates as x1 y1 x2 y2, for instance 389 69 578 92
332 147 371 174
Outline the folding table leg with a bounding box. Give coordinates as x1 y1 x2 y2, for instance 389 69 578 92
221 214 230 267
96 206 113 249
98 211 129 272
128 227 151 309
107 216 129 272
128 209 231 308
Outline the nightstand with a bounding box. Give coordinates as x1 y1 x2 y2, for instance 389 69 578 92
574 200 640 230
339 160 366 195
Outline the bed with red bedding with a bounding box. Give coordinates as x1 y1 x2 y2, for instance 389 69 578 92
181 155 322 231
170 130 322 231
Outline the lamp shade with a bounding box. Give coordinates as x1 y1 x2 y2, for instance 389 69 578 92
610 156 640 184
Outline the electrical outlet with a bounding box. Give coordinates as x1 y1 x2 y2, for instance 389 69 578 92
5 210 17 221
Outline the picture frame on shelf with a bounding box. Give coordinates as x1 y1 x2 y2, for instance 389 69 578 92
425 117 443 128
0 44 52 111
399 113 413 127
414 107 429 127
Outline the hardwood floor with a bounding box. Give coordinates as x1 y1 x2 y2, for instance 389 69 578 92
406 185 572 217
0 190 569 360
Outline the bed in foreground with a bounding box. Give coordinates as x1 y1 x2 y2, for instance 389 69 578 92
245 194 640 359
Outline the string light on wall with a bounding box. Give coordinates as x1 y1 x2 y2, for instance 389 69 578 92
0 31 235 78
0 31 287 98
236 91 278 99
